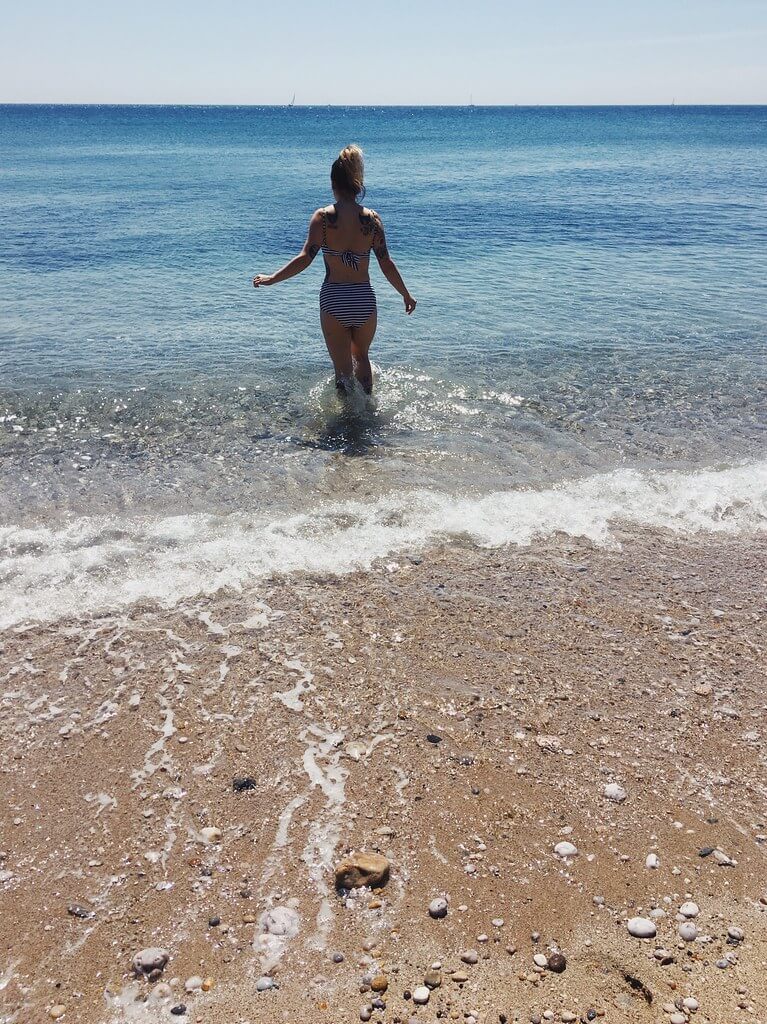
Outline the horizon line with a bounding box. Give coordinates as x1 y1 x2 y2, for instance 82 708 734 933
2 101 766 108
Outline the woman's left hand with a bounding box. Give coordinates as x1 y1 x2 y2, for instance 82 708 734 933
252 274 273 288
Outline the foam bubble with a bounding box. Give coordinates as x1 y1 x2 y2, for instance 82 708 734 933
1 460 765 629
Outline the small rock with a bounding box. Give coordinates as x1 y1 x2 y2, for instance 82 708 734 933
727 926 744 942
678 921 698 941
627 917 656 938
208 916 220 927
332 952 345 963
371 975 388 993
412 986 430 1005
199 827 222 844
535 734 562 753
67 902 94 919
184 976 203 993
132 948 169 976
48 1008 66 1021
554 841 578 858
232 776 257 792
424 970 442 988
533 953 548 968
256 976 275 992
547 952 566 973
698 846 715 857
712 849 736 866
460 949 479 965
451 971 469 983
360 1008 372 1022
335 853 390 890
682 997 700 1011
428 897 449 919
170 1006 186 1017
645 854 660 869
604 782 627 803
426 734 442 744
680 901 699 918
201 978 214 992
669 1015 686 1024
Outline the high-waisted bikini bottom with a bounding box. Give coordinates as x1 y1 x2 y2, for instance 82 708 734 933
319 280 377 329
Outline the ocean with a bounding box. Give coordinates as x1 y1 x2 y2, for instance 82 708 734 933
1 104 766 628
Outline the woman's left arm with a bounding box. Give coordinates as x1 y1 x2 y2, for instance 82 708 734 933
253 211 323 287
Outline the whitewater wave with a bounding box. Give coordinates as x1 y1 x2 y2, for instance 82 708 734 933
1 461 765 629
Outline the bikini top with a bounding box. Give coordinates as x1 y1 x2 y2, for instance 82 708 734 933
321 209 373 271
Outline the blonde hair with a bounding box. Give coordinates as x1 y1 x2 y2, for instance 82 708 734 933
331 144 365 198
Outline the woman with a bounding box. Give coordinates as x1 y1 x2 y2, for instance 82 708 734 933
253 145 416 394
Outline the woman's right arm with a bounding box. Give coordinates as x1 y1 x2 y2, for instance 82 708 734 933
372 216 416 314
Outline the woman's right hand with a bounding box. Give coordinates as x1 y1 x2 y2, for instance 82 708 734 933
253 274 273 288
404 294 417 315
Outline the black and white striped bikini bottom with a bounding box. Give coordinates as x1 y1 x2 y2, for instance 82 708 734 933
319 280 377 329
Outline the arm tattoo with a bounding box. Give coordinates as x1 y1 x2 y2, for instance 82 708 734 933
307 243 319 260
374 243 389 260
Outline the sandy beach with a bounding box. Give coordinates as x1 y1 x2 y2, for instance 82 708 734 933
2 527 766 1023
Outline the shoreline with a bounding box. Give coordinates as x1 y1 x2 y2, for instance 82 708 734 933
2 527 766 1023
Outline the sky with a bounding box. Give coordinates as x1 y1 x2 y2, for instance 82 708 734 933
1 0 766 105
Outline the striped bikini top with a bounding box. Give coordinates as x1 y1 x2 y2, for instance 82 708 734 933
321 209 372 271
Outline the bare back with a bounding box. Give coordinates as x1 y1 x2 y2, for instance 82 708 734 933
318 203 383 283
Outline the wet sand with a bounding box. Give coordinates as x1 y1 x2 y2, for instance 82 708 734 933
2 529 766 1023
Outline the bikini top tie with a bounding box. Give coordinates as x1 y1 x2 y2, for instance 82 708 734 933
321 209 372 271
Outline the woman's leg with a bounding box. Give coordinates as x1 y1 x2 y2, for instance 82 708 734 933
350 311 378 394
320 310 354 391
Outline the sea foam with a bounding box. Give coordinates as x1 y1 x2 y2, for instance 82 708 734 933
1 460 765 629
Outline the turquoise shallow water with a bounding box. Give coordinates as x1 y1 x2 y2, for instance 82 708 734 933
1 105 766 625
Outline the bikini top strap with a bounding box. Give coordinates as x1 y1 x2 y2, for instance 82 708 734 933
321 209 328 247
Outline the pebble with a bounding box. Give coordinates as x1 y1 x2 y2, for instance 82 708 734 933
256 976 275 992
201 978 214 992
627 917 656 938
553 841 578 858
360 1008 372 1022
451 971 469 983
170 1006 186 1016
335 853 390 890
199 827 222 844
426 733 442 744
371 975 388 993
533 953 548 968
712 849 736 866
208 916 220 927
604 782 627 803
67 902 94 919
132 948 170 975
727 926 744 942
332 952 345 963
232 776 258 792
682 997 699 1011
561 1014 577 1023
645 854 660 869
185 976 203 993
48 1008 66 1020
460 950 479 965
678 922 698 941
412 986 430 1005
680 901 699 918
669 1015 685 1024
424 970 442 988
547 952 567 973
428 897 449 919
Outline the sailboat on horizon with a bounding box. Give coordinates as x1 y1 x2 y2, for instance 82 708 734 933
288 92 296 108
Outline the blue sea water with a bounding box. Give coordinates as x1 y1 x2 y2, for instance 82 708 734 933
1 105 766 625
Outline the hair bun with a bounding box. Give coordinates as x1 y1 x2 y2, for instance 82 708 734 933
331 144 365 198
